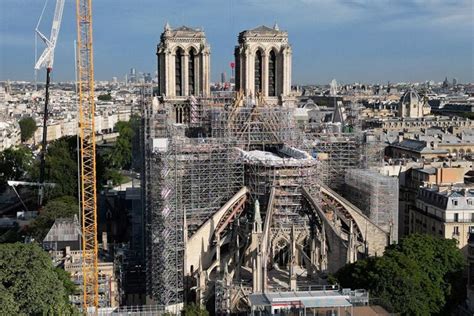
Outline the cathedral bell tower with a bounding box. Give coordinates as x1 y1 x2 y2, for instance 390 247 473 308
234 24 292 104
157 23 210 99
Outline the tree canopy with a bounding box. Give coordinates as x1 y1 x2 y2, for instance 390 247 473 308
335 234 465 315
18 117 38 142
182 303 209 316
97 93 112 101
43 137 79 197
0 243 77 315
103 116 140 173
28 195 79 241
0 146 33 189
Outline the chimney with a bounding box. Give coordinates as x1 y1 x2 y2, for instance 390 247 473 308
436 167 442 185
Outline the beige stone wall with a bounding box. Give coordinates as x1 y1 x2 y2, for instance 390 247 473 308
157 25 210 98
235 26 292 101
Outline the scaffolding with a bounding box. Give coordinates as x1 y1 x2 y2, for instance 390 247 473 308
143 93 387 308
210 97 297 149
145 135 243 305
344 169 399 242
304 133 364 191
240 146 318 226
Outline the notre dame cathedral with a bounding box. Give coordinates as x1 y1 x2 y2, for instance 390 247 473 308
145 23 388 314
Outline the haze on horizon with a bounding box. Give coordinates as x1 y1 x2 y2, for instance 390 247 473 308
0 0 472 84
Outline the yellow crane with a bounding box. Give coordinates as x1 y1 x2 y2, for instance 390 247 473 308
75 0 99 311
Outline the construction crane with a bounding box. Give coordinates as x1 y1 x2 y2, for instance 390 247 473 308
34 0 65 205
75 0 99 311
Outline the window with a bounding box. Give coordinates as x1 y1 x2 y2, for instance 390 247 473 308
454 213 459 222
471 213 474 222
254 50 263 94
468 199 473 206
268 50 276 96
452 199 458 206
453 226 459 235
188 49 196 96
175 48 184 96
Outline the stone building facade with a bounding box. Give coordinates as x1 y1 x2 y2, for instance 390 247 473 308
157 23 210 99
411 186 474 254
234 25 292 103
397 89 430 118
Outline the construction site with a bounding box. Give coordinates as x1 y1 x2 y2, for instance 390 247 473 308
344 169 399 242
139 24 398 314
20 4 397 312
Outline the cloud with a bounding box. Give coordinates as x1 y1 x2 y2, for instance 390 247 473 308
237 0 472 29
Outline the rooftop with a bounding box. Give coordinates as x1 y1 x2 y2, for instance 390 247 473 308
238 145 316 167
249 288 368 309
391 139 448 154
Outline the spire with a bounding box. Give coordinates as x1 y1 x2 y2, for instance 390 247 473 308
253 199 262 233
164 21 170 32
273 22 280 31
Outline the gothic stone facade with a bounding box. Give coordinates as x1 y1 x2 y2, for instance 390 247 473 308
157 24 210 99
234 25 292 103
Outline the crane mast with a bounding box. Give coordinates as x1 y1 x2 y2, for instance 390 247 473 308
35 0 65 205
75 0 99 311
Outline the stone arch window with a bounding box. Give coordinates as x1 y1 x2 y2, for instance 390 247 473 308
184 105 190 124
268 50 277 96
188 48 196 96
273 238 290 268
255 49 263 94
175 47 184 96
175 106 183 123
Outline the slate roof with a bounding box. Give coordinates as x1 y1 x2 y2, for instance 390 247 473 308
391 139 448 154
248 25 279 33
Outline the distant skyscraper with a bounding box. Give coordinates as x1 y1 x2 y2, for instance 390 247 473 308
130 68 137 83
221 71 226 84
330 79 338 96
442 76 449 89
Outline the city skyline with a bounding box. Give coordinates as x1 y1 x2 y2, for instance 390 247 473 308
0 0 473 84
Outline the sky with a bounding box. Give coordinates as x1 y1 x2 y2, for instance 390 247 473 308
0 0 473 84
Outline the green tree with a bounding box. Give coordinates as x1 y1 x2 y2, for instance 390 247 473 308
0 243 77 315
0 146 33 188
335 234 465 315
392 233 466 313
182 303 209 316
28 195 78 241
104 119 136 170
18 117 38 142
44 137 78 197
97 93 112 101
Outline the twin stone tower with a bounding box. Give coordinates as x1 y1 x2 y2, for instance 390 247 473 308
156 23 292 105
